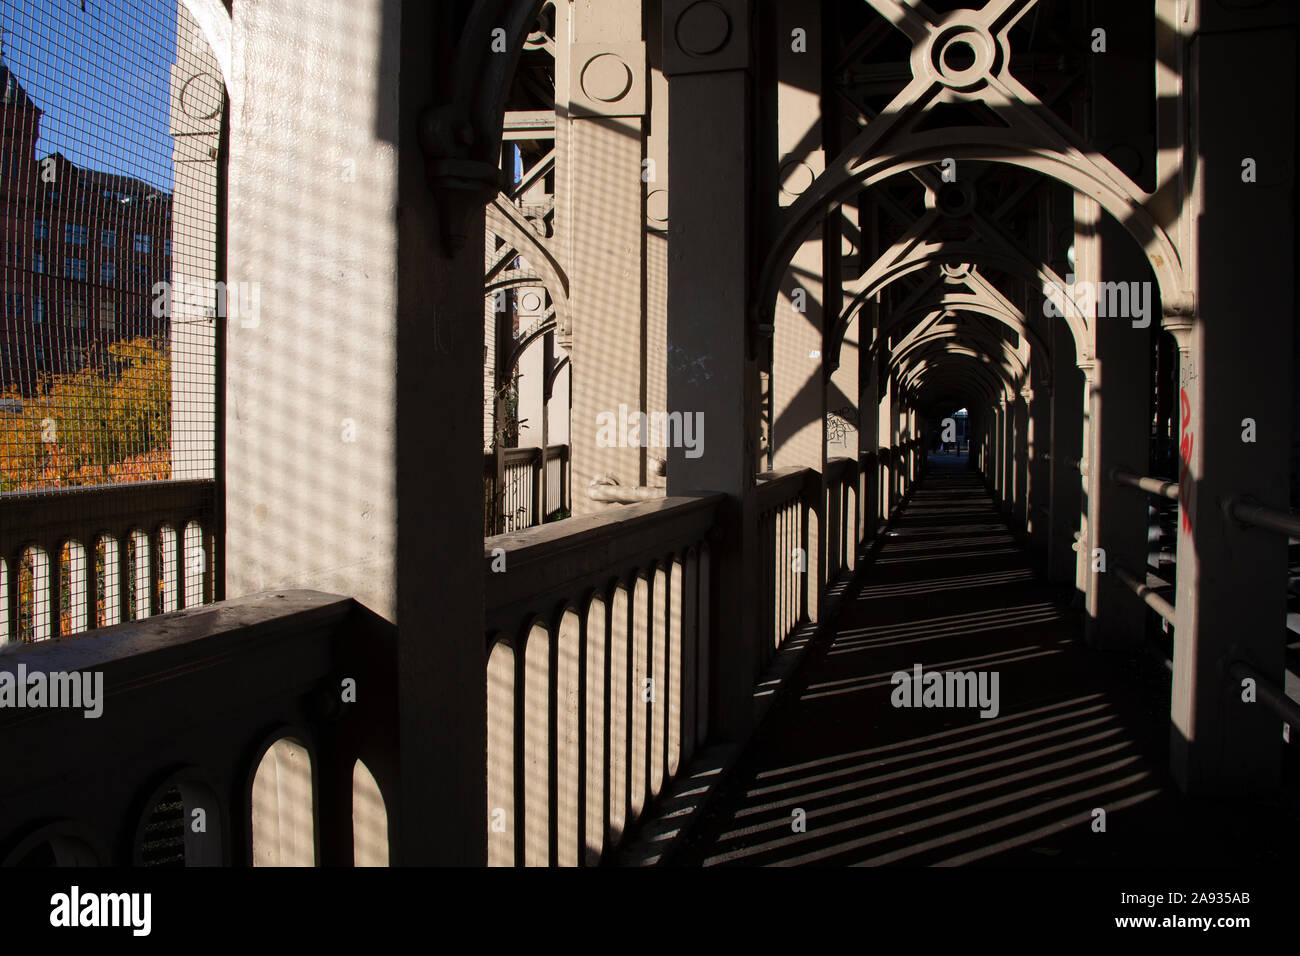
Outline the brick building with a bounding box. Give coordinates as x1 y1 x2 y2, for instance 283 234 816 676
1 52 171 396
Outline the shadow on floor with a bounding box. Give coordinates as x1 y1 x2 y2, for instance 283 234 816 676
673 468 1299 866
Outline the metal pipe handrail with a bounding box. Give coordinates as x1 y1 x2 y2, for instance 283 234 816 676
1113 564 1175 626
1110 467 1179 501
1227 660 1300 728
1224 496 1300 539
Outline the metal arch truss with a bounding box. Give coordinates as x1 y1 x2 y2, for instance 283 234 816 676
423 0 551 256
830 165 1091 368
479 0 571 394
905 351 1011 410
867 265 1047 389
759 0 1195 360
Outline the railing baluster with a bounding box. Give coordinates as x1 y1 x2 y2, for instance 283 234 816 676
148 526 163 617
119 530 135 623
42 541 62 641
84 538 98 631
680 549 698 768
3 551 18 643
176 523 186 609
202 522 216 605
533 449 544 527
484 495 722 865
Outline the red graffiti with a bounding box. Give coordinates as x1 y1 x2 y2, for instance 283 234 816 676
1178 388 1194 534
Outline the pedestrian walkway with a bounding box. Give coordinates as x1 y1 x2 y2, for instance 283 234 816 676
672 459 1299 866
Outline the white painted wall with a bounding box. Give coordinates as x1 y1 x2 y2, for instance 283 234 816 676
225 0 400 617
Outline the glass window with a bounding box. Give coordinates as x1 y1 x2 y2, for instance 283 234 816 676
134 233 151 254
101 261 116 282
99 300 116 330
32 252 45 274
102 228 116 249
33 218 49 239
65 223 89 245
32 296 44 323
65 256 87 280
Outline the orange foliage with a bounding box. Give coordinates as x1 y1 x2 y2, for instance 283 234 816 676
3 338 173 639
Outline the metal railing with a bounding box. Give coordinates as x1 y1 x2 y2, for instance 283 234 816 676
1228 659 1300 729
755 467 819 670
1109 475 1300 731
1112 564 1175 627
1 479 216 643
0 590 389 865
1111 467 1179 501
1224 496 1300 539
483 444 570 536
824 457 859 582
483 492 723 866
1221 495 1300 729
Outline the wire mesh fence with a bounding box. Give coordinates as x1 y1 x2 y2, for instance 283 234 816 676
2 0 221 492
1 0 222 641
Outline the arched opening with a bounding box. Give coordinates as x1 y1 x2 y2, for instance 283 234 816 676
250 736 316 867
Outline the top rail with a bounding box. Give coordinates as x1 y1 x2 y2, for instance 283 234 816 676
484 492 723 624
1225 497 1300 540
1 479 216 552
1110 468 1179 501
1226 660 1300 729
754 467 817 512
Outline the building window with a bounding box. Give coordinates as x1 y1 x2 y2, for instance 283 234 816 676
3 241 20 266
133 264 150 287
68 300 87 329
32 252 44 275
65 256 87 280
33 296 44 324
101 261 116 282
134 233 151 254
99 300 116 330
34 218 49 239
164 238 172 257
3 293 22 317
102 228 116 249
65 223 89 246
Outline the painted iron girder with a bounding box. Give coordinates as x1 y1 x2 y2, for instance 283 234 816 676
758 0 1192 354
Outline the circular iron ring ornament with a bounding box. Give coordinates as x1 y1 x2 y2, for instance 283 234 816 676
646 188 669 224
178 71 224 121
910 16 1004 93
581 53 634 103
676 1 732 57
779 161 815 198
